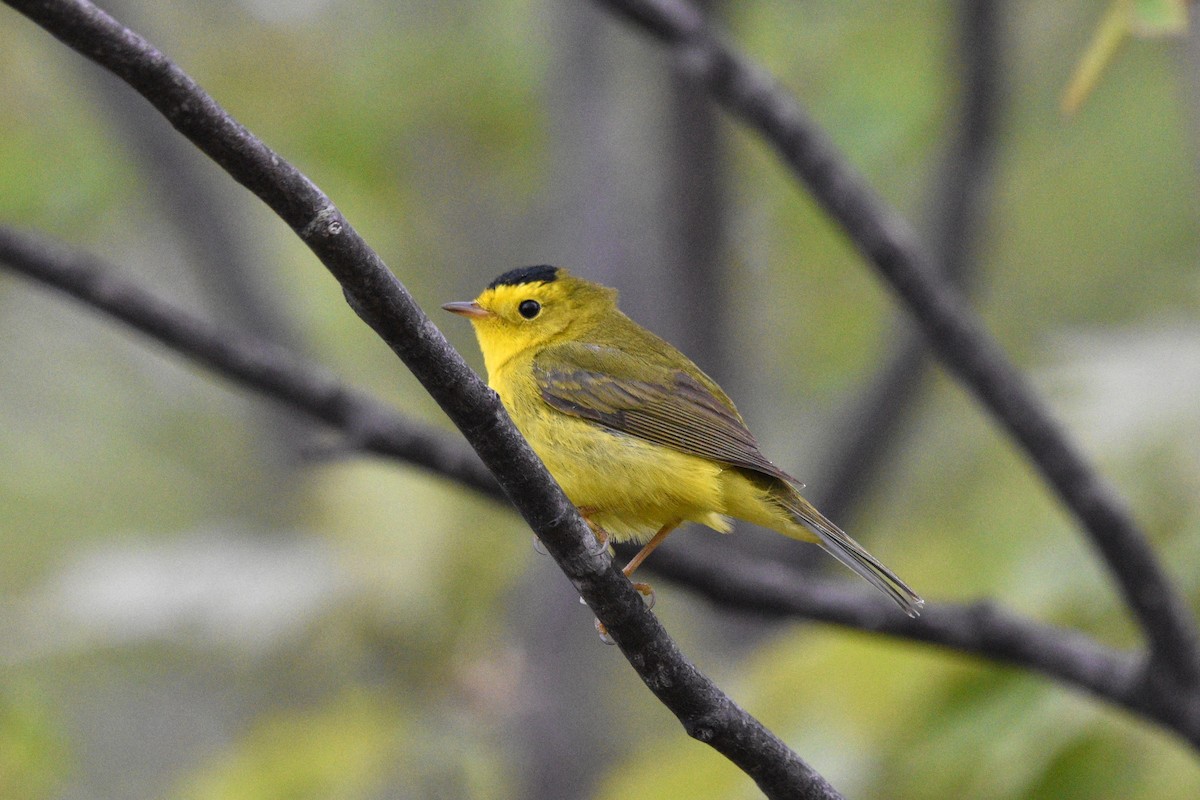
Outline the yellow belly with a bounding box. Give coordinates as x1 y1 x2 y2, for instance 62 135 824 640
498 380 796 543
488 353 818 546
537 414 731 540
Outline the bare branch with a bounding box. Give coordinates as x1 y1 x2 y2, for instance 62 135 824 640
1 1 840 794
83 2 314 466
589 0 1200 689
0 225 504 502
644 543 1133 698
815 0 1005 524
649 544 1200 747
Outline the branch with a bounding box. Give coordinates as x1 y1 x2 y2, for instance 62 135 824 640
9 0 1198 776
1 1 839 795
83 3 314 464
643 543 1138 699
589 0 1200 689
814 0 1004 524
660 0 731 382
653 542 1200 747
0 225 504 503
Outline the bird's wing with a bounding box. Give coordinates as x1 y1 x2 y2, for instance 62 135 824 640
533 341 796 483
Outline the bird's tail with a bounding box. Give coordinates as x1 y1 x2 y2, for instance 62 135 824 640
780 489 924 618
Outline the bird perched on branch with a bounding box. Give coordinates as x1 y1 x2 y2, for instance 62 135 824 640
444 266 922 618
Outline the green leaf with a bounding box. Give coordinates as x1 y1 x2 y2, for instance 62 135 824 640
1131 0 1189 35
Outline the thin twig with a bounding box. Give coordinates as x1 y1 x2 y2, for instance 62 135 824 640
1 1 839 795
589 0 1200 690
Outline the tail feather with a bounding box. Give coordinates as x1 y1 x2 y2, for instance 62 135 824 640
782 492 924 618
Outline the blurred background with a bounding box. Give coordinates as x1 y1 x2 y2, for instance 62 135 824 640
2 0 1200 797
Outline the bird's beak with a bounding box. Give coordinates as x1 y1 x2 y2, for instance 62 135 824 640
441 301 491 319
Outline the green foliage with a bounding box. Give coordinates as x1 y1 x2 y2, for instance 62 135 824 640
175 692 396 800
173 689 509 800
0 684 67 800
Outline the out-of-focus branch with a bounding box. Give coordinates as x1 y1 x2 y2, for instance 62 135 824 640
660 0 731 382
657 545 1134 698
9 225 1200 748
0 225 504 502
814 0 1005 525
524 10 627 799
1 2 839 795
1183 7 1200 196
588 0 1200 691
87 1 313 470
86 3 301 352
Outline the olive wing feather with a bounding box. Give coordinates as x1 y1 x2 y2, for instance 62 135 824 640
535 343 924 616
533 342 796 483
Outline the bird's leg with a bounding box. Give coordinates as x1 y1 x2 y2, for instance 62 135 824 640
590 521 678 644
622 521 678 579
620 521 679 605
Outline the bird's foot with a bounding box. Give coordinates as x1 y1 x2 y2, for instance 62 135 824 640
631 582 656 610
577 509 612 558
586 534 610 559
594 617 616 645
590 581 655 644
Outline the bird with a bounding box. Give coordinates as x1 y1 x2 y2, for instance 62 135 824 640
443 265 923 617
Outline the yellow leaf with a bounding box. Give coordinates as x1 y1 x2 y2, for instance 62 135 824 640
1063 0 1190 116
1062 0 1132 116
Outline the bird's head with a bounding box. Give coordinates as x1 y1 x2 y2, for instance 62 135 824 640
443 265 617 375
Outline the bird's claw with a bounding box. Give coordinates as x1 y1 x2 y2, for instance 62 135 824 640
632 582 656 610
586 535 610 558
594 617 616 645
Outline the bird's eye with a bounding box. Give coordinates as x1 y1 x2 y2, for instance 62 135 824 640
518 299 541 319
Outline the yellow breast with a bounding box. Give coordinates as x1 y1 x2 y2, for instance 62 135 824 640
490 355 735 542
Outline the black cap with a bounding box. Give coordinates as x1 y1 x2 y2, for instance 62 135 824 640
486 265 560 290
